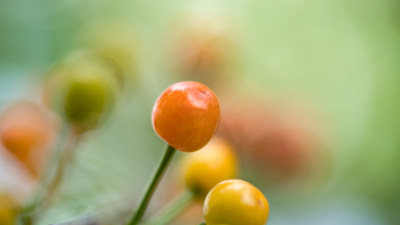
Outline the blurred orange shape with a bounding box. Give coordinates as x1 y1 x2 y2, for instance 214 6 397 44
219 96 326 181
171 13 236 87
0 100 56 178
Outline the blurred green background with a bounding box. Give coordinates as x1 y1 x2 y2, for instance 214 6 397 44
1 0 400 224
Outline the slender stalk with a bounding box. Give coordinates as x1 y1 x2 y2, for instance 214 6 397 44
198 223 206 225
39 130 80 209
146 191 194 225
126 144 176 225
19 125 80 224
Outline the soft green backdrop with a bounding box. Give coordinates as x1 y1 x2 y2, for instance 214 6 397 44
1 0 399 224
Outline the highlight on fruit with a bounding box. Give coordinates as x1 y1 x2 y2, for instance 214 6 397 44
203 179 269 225
152 81 220 152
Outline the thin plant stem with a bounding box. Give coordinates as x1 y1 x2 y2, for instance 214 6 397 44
19 124 80 224
126 144 176 225
39 129 80 209
198 223 206 225
145 191 194 225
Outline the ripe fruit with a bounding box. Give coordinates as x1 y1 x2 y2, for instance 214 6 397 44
182 137 237 197
0 101 55 177
61 60 117 132
152 81 220 152
203 179 269 225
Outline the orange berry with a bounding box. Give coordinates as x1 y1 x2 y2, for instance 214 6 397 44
152 81 220 152
203 179 269 225
0 101 54 177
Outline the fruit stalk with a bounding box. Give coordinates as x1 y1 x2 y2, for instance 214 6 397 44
19 124 79 224
145 190 194 225
39 129 80 209
127 144 176 225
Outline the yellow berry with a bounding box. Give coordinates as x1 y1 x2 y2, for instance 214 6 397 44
203 179 269 225
182 137 237 197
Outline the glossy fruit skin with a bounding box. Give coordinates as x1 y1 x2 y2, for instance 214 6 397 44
62 63 117 132
203 179 269 225
152 81 220 152
182 137 237 197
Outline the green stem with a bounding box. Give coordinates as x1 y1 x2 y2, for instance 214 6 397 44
40 130 80 209
198 223 206 225
19 125 79 224
127 144 176 225
145 191 194 225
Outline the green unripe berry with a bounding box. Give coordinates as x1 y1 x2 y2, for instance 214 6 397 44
62 61 117 132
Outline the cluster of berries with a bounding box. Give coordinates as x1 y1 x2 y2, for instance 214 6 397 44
0 76 269 225
0 15 270 225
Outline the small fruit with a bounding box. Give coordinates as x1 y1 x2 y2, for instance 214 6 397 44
43 51 120 110
152 81 220 152
0 101 54 177
61 61 117 132
203 179 269 225
182 137 237 197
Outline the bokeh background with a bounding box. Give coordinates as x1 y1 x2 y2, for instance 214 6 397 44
1 0 400 224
